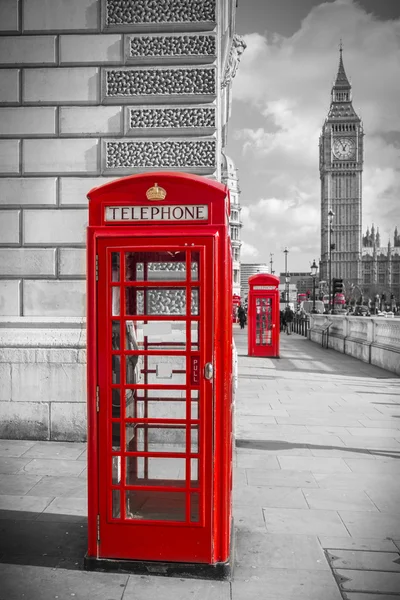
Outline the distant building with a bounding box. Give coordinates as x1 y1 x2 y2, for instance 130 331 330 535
279 272 319 296
240 263 268 301
221 154 242 298
361 225 400 303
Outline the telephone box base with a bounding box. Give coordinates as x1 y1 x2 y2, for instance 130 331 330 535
84 520 235 581
84 554 232 581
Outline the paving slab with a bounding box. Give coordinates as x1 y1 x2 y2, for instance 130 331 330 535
21 458 86 477
0 439 36 457
338 511 400 538
231 569 343 600
328 549 400 571
277 456 352 473
234 485 309 509
0 564 128 600
21 441 86 460
26 475 87 498
336 569 400 594
0 457 33 474
0 474 42 495
235 530 330 577
42 497 87 518
302 488 378 512
123 575 230 600
344 458 400 474
319 536 399 552
263 507 349 536
364 488 400 513
0 494 53 513
246 468 318 488
346 595 400 600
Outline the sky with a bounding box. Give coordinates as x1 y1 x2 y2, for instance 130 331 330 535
226 0 400 275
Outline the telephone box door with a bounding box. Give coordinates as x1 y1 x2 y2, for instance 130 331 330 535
250 294 278 357
97 235 215 563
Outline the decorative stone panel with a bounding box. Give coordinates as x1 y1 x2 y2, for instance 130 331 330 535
126 34 216 65
104 0 216 32
103 138 216 175
103 67 216 104
125 105 216 137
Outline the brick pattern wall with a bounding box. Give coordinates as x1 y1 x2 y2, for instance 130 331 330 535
0 0 220 318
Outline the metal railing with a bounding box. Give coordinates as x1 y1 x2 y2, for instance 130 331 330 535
291 315 310 337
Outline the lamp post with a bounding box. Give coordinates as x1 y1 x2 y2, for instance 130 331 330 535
270 253 274 275
328 210 335 313
284 247 289 306
310 259 318 313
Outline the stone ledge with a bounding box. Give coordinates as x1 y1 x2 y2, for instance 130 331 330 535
0 317 86 348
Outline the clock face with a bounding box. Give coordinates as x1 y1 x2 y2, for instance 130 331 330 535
333 137 356 159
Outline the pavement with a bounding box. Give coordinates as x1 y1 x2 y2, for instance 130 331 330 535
1 327 400 599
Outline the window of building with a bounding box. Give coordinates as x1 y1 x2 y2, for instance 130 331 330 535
378 273 385 284
364 274 371 284
233 270 239 284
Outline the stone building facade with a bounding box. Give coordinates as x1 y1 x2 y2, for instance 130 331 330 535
0 0 244 440
221 154 242 297
362 225 400 305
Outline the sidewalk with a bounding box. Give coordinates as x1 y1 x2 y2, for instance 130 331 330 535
1 328 400 599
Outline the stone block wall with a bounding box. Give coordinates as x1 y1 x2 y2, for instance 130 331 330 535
0 0 239 440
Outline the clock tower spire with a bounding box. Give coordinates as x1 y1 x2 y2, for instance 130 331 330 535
319 46 364 292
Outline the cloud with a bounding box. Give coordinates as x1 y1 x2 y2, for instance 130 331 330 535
227 0 400 272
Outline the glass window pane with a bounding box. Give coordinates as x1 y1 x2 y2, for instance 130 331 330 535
125 289 144 315
191 289 199 315
126 490 186 521
191 252 199 281
191 459 198 485
126 457 186 486
112 287 120 316
191 425 199 453
126 424 186 453
112 456 121 484
112 422 120 451
111 252 120 282
112 320 120 350
191 390 199 419
125 251 187 282
126 388 186 419
190 493 199 522
112 355 120 384
125 354 186 386
112 489 120 518
126 288 187 316
126 320 187 350
190 321 199 350
112 388 120 419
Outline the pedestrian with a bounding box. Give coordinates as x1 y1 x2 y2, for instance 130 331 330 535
284 306 294 335
238 304 246 329
280 310 286 332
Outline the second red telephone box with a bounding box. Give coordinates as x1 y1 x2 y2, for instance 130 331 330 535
248 274 280 358
85 172 233 578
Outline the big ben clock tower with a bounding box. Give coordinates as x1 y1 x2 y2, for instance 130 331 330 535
320 46 364 289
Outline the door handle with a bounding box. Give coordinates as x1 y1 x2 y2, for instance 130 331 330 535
204 362 214 380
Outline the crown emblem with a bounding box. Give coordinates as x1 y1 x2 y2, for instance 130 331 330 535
146 183 167 201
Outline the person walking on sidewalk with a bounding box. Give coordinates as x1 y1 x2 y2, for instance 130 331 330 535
284 305 294 335
238 304 246 329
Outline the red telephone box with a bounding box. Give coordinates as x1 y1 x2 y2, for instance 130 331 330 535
232 294 241 323
85 172 233 578
248 274 280 358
